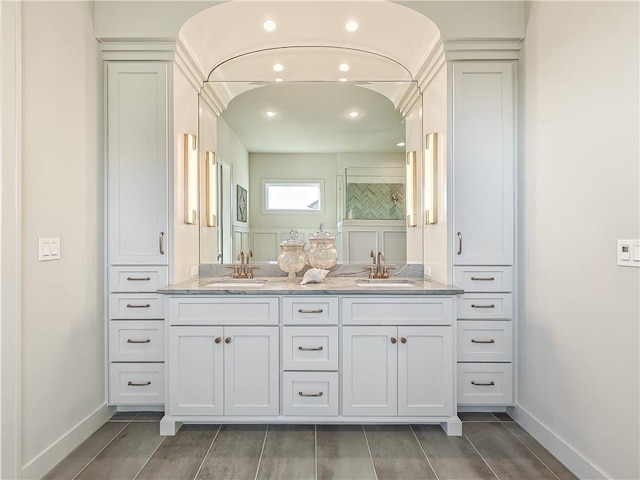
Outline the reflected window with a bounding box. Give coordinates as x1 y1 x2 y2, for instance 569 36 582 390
264 181 322 212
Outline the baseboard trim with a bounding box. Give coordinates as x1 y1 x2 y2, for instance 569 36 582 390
21 403 115 480
508 405 608 480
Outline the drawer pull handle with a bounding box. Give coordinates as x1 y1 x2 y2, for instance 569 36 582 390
127 381 151 387
127 339 151 344
159 232 165 255
298 391 324 397
126 303 151 308
298 309 323 314
390 337 397 344
214 337 222 344
225 337 231 344
126 276 151 281
400 337 407 344
457 232 462 255
298 346 324 351
471 304 495 309
470 276 495 281
471 339 495 344
471 381 495 386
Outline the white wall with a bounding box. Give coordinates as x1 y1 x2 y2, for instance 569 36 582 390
199 99 219 264
217 117 249 227
421 64 448 282
20 2 109 477
173 66 200 283
518 2 639 479
404 102 423 264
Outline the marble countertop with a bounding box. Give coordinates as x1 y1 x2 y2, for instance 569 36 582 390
158 276 463 296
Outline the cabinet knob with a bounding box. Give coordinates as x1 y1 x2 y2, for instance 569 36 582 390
390 337 397 344
225 337 231 344
214 337 221 344
400 337 407 344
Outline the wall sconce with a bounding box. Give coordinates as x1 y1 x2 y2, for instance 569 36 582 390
406 150 417 227
184 133 198 225
205 151 217 227
424 132 438 225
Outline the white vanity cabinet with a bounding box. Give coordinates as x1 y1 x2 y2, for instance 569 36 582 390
106 61 171 407
168 326 279 416
161 292 461 436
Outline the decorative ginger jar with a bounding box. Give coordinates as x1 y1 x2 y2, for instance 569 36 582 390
307 223 338 270
277 230 306 278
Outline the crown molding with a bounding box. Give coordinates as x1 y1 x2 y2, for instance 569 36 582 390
175 36 206 93
443 39 522 61
414 37 446 92
99 41 177 61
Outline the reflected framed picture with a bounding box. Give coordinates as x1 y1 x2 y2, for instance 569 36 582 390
236 185 247 222
425 132 438 225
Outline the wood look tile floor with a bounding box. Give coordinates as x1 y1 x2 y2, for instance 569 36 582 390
43 413 578 480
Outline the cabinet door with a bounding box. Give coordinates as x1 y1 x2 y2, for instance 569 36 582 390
224 326 279 415
343 326 397 416
397 326 453 416
107 62 169 265
452 62 514 265
168 326 223 416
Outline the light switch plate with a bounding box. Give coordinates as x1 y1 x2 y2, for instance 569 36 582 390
190 265 199 276
617 239 640 267
39 238 61 261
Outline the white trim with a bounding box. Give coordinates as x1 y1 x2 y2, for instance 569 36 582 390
415 38 446 92
100 41 177 61
508 405 608 480
1 2 23 477
21 404 114 480
175 36 205 93
444 39 522 61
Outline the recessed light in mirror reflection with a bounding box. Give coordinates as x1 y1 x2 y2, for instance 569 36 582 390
273 63 284 72
347 110 361 119
339 63 350 72
397 142 406 147
264 110 278 118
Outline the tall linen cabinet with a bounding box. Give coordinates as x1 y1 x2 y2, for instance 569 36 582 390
106 61 171 407
450 61 516 407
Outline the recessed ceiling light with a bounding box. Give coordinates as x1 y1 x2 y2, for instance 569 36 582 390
397 142 406 147
339 78 348 82
275 77 283 82
339 63 350 72
273 63 284 72
263 19 277 32
347 110 361 119
345 20 359 32
264 110 277 118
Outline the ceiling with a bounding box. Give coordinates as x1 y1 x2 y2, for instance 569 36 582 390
180 1 440 153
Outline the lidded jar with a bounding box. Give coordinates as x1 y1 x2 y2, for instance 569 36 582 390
277 230 306 278
307 223 338 270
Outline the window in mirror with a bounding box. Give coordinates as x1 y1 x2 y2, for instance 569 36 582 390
205 151 216 227
264 181 323 212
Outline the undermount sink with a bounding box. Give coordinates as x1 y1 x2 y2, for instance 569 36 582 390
354 279 420 288
203 279 266 288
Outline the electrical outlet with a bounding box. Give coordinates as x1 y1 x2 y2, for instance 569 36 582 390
190 265 199 276
617 239 640 267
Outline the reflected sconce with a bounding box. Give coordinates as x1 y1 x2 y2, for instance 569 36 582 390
406 150 418 227
424 133 438 225
205 151 217 227
184 133 198 225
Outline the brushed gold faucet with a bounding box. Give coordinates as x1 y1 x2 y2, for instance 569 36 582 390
369 250 394 279
230 249 258 278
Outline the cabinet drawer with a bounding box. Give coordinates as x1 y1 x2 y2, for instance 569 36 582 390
343 297 453 325
109 320 164 362
283 327 338 371
453 267 512 292
457 294 512 320
457 363 513 405
283 372 338 416
457 321 512 362
169 297 278 325
282 297 338 325
109 363 164 405
109 294 164 319
109 266 168 293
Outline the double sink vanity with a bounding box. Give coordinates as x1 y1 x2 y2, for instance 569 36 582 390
154 275 464 436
